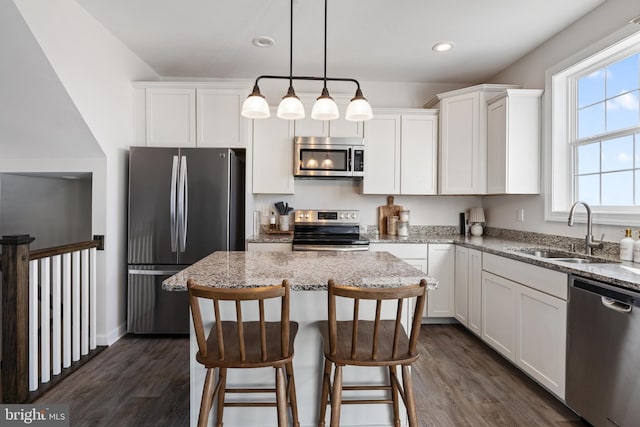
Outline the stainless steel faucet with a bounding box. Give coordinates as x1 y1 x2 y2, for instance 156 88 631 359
568 201 604 255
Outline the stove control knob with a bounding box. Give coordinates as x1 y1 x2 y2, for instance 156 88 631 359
304 213 310 219
339 213 344 219
351 213 357 219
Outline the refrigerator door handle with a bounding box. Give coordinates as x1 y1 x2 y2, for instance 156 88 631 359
178 155 188 252
170 155 179 253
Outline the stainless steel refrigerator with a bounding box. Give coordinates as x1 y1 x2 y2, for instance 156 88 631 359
127 147 245 334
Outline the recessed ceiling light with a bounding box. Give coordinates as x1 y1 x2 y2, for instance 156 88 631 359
252 36 275 48
432 41 455 53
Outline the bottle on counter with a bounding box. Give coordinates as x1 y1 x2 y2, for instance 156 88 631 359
620 228 634 261
269 211 277 231
634 231 640 263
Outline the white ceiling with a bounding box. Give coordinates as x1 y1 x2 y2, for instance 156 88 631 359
76 0 607 83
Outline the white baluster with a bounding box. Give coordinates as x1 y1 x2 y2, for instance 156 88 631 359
81 249 89 356
72 251 80 362
62 253 72 368
51 255 62 376
90 247 97 350
40 258 51 384
28 260 39 391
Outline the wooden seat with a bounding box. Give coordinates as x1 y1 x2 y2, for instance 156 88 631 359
188 279 300 427
317 279 427 427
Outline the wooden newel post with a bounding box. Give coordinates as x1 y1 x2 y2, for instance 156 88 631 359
1 234 35 403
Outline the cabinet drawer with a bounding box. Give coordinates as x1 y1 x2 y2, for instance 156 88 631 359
483 253 567 300
369 243 428 259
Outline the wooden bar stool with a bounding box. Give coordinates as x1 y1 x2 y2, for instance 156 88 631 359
188 278 300 427
317 279 427 427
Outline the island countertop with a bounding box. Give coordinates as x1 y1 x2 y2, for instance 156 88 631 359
162 250 437 292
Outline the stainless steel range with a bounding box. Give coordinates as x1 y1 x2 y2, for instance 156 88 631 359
292 209 369 251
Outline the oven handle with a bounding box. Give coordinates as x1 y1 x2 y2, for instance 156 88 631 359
293 244 369 252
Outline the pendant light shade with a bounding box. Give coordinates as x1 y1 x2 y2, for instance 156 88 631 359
241 85 270 119
277 86 305 119
311 88 339 120
345 88 373 121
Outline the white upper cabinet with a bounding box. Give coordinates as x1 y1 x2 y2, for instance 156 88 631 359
362 109 438 195
427 84 518 195
134 83 251 148
252 107 295 194
196 88 248 148
486 89 543 194
144 87 196 147
362 112 401 195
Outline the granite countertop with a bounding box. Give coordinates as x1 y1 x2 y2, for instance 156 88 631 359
162 250 438 292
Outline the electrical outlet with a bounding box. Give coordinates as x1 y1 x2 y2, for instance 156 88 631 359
516 208 525 222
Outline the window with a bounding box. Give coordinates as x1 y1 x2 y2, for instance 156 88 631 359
548 28 640 226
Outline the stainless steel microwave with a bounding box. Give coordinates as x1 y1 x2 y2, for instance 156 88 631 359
294 136 365 178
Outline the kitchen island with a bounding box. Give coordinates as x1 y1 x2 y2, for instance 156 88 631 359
163 250 437 427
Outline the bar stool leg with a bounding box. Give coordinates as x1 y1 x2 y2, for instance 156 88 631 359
389 365 401 427
275 366 288 426
329 365 343 427
198 368 216 427
402 365 418 427
285 361 300 427
215 368 227 427
317 359 332 427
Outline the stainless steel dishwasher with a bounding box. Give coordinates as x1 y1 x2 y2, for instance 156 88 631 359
566 275 640 427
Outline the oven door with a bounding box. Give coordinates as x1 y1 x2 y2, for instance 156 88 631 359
295 145 352 177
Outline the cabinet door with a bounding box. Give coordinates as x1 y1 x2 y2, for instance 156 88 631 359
427 244 455 317
453 246 469 326
439 91 482 194
481 271 516 362
196 88 247 148
362 114 400 195
145 88 196 147
400 113 437 195
468 249 483 336
516 284 567 398
487 97 507 194
252 109 295 194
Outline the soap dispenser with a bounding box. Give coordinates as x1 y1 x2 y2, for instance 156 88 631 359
633 231 640 263
620 228 634 261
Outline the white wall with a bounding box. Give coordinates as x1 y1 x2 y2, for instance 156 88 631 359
13 0 158 344
484 0 640 243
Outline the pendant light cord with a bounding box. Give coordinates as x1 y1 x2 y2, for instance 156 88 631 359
289 0 293 87
323 0 328 90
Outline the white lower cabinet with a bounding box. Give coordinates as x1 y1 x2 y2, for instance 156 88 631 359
246 242 292 252
454 247 482 335
481 271 517 362
481 253 567 399
427 244 455 318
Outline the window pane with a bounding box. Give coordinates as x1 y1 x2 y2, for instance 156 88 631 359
577 174 600 205
578 70 605 108
606 54 640 98
578 103 605 138
577 142 600 174
602 171 633 205
637 133 640 168
606 90 640 132
602 135 633 172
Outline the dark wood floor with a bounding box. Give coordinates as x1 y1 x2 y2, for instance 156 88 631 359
34 325 586 426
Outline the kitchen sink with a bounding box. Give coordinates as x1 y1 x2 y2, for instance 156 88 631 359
512 248 617 264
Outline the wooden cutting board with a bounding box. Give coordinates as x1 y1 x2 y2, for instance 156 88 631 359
378 195 403 235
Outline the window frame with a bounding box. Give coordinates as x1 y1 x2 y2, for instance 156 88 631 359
546 26 640 226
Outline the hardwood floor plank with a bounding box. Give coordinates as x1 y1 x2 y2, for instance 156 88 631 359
33 326 586 427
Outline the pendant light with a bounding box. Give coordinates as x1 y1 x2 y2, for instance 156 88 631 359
277 0 304 120
311 0 339 120
242 0 373 122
